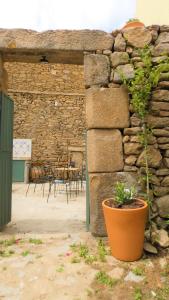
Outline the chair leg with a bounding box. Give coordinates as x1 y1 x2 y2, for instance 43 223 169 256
42 183 45 197
34 183 37 193
66 183 69 204
47 182 52 203
26 183 30 196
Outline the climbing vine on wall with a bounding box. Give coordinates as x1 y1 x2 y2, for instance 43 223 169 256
122 46 169 225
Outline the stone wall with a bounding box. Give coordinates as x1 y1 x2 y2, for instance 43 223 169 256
5 62 85 166
84 25 169 236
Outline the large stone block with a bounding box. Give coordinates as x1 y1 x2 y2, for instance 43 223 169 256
87 129 124 173
89 172 138 236
123 27 152 48
84 54 110 86
86 87 129 129
0 29 114 52
110 52 129 68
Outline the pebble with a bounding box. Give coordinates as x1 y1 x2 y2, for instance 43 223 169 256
124 271 145 283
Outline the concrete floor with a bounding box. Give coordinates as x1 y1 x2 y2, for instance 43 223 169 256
4 182 86 234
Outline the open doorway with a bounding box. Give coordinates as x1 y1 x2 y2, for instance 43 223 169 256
4 59 87 234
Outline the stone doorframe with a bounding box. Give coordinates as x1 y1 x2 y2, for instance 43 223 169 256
0 28 128 236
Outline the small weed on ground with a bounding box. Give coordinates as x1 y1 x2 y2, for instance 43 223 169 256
22 250 30 257
155 285 169 300
70 240 109 265
95 271 117 288
0 237 16 247
132 267 145 276
29 238 43 245
134 287 143 300
97 239 108 262
0 250 15 257
56 264 64 273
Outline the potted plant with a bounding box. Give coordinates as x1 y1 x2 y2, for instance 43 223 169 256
122 18 145 30
102 182 148 261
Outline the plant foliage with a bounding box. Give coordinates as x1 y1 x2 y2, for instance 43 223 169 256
114 182 136 207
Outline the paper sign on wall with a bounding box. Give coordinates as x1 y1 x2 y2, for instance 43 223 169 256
13 139 32 160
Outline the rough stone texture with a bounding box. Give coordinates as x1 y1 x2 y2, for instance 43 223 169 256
84 54 110 86
153 43 169 56
159 111 169 117
147 115 169 128
157 137 169 144
153 186 169 197
160 25 169 32
6 62 85 166
153 229 169 248
123 166 138 172
6 62 84 93
0 29 114 59
155 32 169 44
144 242 158 254
150 101 169 111
125 155 137 166
153 129 169 137
136 146 162 168
114 33 126 52
89 172 138 236
161 176 169 186
130 135 156 145
86 87 129 129
130 114 142 127
123 27 152 48
158 81 169 89
113 64 134 83
164 150 169 157
152 56 168 64
124 143 142 155
156 195 169 218
163 158 169 168
110 52 129 68
156 169 169 176
124 127 141 135
87 129 123 173
158 144 169 150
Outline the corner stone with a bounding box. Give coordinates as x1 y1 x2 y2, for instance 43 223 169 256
87 129 124 173
86 87 129 129
84 54 110 86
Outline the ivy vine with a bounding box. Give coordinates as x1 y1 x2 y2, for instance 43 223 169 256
122 46 169 225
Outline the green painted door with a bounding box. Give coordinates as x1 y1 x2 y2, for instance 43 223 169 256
85 131 90 231
12 160 25 182
0 93 14 229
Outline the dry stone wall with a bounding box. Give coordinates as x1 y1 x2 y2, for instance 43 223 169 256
85 25 169 236
5 62 85 166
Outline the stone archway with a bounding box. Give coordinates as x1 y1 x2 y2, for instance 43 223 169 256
0 28 114 234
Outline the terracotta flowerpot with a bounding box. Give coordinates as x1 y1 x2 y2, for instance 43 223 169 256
122 21 145 30
102 198 148 262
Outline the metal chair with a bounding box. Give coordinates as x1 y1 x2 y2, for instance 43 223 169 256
26 162 53 200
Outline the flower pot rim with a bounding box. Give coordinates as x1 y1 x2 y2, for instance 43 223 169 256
122 21 145 30
102 198 148 212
